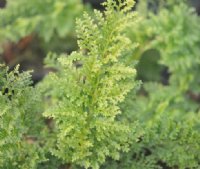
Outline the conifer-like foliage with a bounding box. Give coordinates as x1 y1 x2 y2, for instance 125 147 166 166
0 64 45 168
40 0 138 168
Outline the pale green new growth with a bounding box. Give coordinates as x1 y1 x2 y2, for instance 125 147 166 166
41 0 138 168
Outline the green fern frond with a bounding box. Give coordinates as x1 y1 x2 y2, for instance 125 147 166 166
40 0 138 168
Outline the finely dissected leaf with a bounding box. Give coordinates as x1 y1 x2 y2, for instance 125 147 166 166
40 0 138 168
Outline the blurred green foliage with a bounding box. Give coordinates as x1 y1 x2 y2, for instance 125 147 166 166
0 0 90 82
0 0 85 43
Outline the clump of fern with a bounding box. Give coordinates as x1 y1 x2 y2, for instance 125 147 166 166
106 82 200 169
39 0 139 168
0 64 46 168
102 0 200 168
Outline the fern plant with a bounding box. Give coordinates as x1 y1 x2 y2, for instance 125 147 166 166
1 0 200 169
104 81 200 169
39 0 139 168
0 64 46 168
102 1 200 168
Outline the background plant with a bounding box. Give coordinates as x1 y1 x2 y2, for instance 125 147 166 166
0 64 47 169
0 0 85 43
102 0 200 168
0 0 90 83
